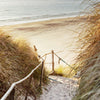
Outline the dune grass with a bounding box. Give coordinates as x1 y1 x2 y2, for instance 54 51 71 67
0 31 48 99
54 64 78 78
74 1 100 100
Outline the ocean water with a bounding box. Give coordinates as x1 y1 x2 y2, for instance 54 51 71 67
0 0 89 26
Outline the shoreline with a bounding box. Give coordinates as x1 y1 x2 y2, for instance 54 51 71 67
0 14 86 27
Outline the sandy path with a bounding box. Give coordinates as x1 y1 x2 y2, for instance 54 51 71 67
38 76 78 100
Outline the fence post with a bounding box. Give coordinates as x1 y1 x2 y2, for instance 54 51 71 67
40 61 44 87
52 50 55 73
58 58 61 64
9 88 15 100
25 75 32 100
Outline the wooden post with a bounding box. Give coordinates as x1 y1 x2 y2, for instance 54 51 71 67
40 61 44 87
31 82 36 100
9 88 15 100
52 50 54 73
58 58 61 64
25 75 32 100
25 92 28 100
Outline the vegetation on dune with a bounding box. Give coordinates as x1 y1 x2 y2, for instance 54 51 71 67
0 31 48 99
74 1 100 100
54 64 78 78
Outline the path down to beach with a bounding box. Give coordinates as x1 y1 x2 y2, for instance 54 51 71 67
38 76 78 100
1 16 86 100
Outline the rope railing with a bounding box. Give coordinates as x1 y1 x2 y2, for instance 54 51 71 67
1 50 75 100
54 52 76 70
41 50 64 58
1 61 44 100
42 50 76 71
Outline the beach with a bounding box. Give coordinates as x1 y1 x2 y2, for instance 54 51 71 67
0 16 87 64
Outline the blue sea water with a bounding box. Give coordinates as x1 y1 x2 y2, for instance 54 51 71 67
0 0 89 26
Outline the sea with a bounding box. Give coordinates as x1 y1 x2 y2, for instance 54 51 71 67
0 0 89 26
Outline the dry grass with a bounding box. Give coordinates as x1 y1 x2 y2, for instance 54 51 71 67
0 31 48 99
74 1 100 100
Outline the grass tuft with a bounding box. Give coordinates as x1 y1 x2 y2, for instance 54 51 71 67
54 64 78 78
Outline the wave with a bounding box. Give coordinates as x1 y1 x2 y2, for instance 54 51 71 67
0 11 85 26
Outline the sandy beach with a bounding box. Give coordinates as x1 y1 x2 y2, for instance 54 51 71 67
0 16 87 100
0 16 87 64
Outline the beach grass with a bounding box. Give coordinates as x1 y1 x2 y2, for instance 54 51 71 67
0 30 48 99
74 1 100 100
53 64 78 78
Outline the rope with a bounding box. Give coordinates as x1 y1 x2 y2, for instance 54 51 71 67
41 50 76 71
41 50 64 58
1 61 43 100
1 50 75 100
54 53 76 70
